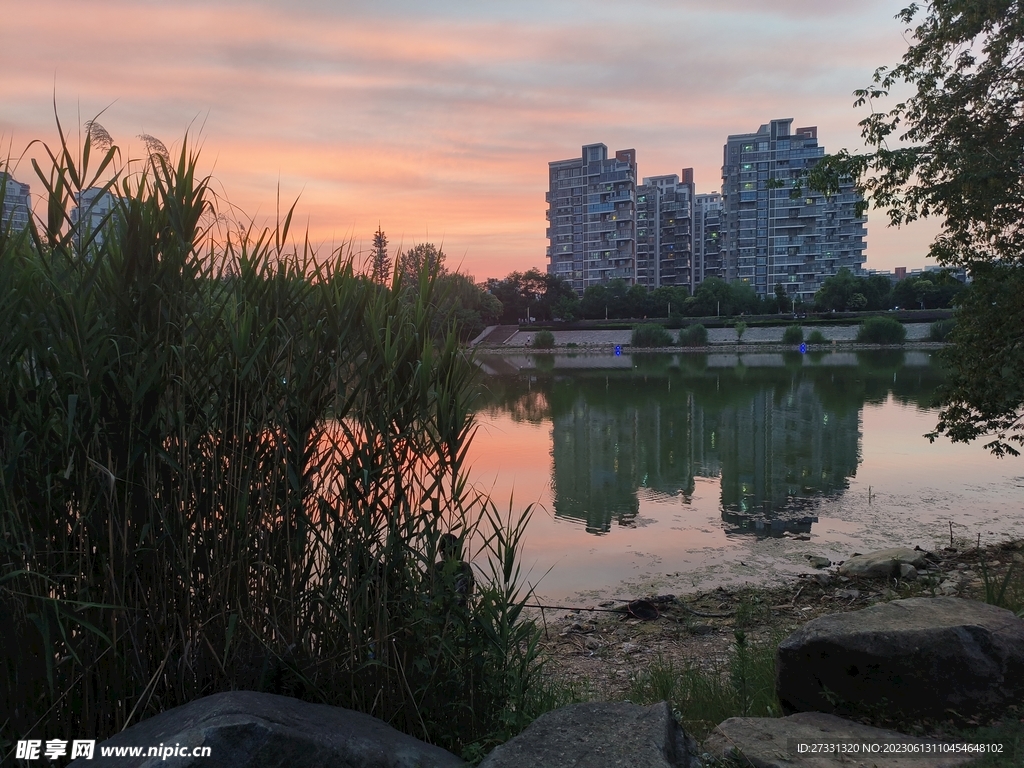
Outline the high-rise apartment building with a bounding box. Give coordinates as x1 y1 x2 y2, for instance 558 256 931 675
1 172 31 232
721 119 866 302
70 188 120 251
636 170 694 289
546 144 637 294
693 192 723 285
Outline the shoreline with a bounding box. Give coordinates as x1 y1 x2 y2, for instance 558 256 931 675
536 536 1024 694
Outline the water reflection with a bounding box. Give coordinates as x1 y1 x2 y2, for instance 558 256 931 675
475 351 945 537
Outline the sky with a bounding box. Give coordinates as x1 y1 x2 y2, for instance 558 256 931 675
1 0 941 281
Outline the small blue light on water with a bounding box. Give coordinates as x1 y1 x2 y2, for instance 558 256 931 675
799 343 807 354
615 345 621 356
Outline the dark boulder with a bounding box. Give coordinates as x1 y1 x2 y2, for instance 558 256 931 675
479 701 700 768
776 597 1024 721
69 691 465 768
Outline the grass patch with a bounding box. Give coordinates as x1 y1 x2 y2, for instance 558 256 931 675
807 329 828 345
980 557 1024 617
626 631 782 742
954 717 1024 766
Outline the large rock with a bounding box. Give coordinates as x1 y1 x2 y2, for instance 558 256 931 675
704 712 975 767
838 548 928 579
69 691 465 768
776 597 1024 721
479 701 699 768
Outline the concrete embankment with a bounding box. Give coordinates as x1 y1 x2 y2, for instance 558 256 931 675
479 323 934 350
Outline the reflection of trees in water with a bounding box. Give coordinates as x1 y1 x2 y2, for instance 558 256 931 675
475 353 946 535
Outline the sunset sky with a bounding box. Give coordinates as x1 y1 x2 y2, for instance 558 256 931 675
1 0 941 281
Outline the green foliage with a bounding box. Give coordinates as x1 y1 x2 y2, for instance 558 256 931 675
810 2 1024 269
678 324 709 347
631 323 673 348
892 271 964 310
807 330 828 345
774 282 791 313
0 123 543 758
734 321 747 342
781 325 804 345
929 318 955 342
814 268 893 312
397 241 446 282
930 263 1024 456
856 316 907 345
811 1 1024 454
627 632 781 742
531 329 555 349
486 268 576 324
979 557 1024 618
429 272 502 342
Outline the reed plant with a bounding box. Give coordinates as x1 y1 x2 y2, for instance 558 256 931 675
0 122 543 759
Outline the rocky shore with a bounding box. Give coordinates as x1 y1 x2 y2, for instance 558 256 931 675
537 538 1024 717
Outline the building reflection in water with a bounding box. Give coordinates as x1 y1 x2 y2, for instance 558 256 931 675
478 351 940 537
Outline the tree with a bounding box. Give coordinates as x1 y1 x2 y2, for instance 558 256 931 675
775 283 791 313
689 277 734 317
814 268 858 312
368 226 391 285
485 269 576 324
810 2 1024 454
431 272 502 341
397 242 446 283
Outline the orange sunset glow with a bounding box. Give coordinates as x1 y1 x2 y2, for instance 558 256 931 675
2 0 942 281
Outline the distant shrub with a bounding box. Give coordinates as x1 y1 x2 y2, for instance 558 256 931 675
929 318 955 342
807 330 828 345
632 323 673 348
857 316 907 345
781 325 804 345
532 330 555 349
734 321 747 342
678 324 709 347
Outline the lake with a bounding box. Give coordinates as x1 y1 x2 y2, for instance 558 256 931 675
465 350 1024 604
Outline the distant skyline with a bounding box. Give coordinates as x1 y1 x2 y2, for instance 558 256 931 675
1 0 941 281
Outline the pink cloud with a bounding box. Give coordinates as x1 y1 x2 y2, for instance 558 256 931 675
1 0 935 278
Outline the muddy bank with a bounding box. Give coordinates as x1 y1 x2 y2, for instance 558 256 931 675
536 538 1024 702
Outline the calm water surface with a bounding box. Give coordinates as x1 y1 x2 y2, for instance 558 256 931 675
466 350 1024 603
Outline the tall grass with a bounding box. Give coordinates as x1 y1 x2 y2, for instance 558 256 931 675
627 631 781 742
0 123 542 759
